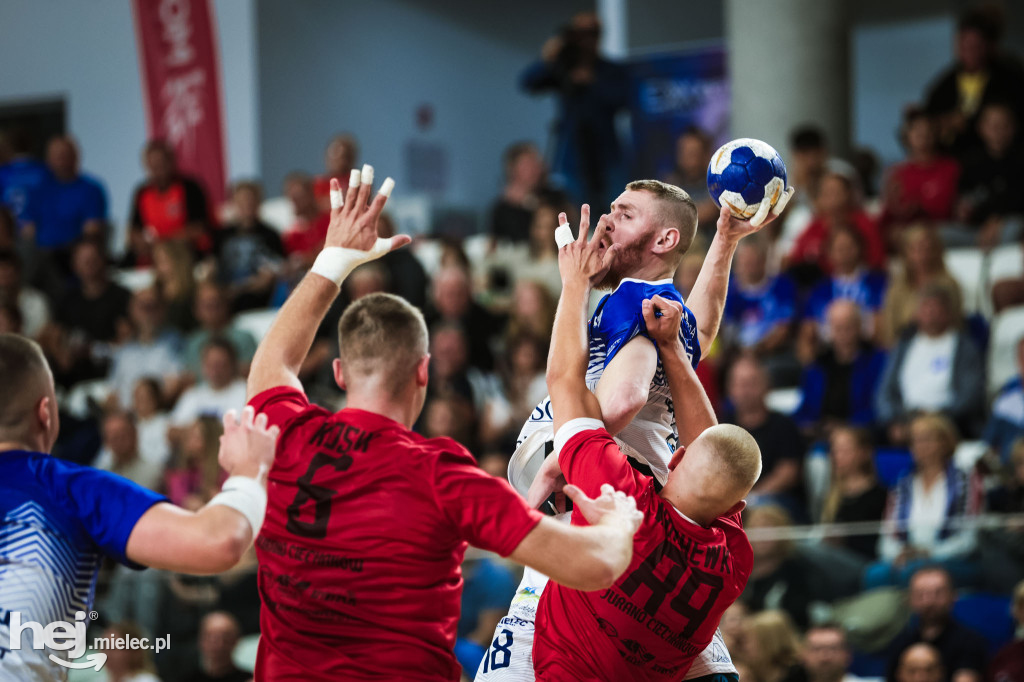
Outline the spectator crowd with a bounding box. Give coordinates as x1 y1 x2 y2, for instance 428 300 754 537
0 6 1023 682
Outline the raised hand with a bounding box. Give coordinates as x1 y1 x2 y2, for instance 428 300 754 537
641 294 684 349
556 204 620 287
218 406 279 481
564 483 643 535
716 182 795 242
325 166 411 257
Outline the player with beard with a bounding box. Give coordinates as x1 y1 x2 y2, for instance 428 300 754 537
477 179 791 682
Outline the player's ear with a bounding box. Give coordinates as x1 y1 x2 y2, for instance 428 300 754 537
723 500 746 517
37 396 52 439
416 354 430 388
668 445 686 471
333 358 347 391
653 226 680 255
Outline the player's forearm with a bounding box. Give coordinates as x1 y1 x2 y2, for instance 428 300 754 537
248 273 339 397
686 232 740 358
126 503 252 575
546 280 592 393
661 340 717 445
544 519 635 591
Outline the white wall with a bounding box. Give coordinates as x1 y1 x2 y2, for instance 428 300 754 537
0 0 259 232
255 0 561 215
852 16 955 166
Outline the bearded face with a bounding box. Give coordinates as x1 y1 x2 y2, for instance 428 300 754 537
594 232 649 290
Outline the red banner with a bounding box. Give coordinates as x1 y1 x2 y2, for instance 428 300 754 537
132 0 227 210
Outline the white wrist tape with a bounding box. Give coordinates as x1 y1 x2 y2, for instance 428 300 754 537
555 222 575 249
208 475 267 537
310 243 395 285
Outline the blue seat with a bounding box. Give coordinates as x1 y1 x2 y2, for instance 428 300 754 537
953 593 1015 656
875 448 913 489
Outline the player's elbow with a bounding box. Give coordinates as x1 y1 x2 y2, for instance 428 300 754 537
198 524 251 575
601 385 648 435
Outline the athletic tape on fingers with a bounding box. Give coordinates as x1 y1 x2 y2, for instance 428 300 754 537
555 222 574 248
330 188 344 209
378 177 395 198
349 169 361 187
772 186 795 215
361 164 374 186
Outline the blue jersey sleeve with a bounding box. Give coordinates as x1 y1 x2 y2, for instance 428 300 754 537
47 460 167 568
592 280 701 370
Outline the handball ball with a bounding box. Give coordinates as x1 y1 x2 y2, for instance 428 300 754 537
706 138 788 220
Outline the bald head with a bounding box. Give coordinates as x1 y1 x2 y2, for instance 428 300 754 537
669 424 762 519
0 334 58 450
826 299 863 350
896 643 943 682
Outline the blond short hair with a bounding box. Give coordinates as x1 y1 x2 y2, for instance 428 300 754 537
626 179 698 262
337 293 428 395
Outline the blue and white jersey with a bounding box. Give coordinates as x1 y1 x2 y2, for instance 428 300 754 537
0 450 165 681
518 277 701 484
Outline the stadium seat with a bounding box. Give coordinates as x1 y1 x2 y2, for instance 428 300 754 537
987 305 1024 396
952 593 1015 656
766 387 802 415
953 440 987 471
234 308 280 341
945 248 985 314
111 267 155 292
874 448 913 488
259 196 295 234
990 242 1024 283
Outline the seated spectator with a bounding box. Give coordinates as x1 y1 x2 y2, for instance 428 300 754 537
97 622 161 682
313 133 358 213
0 301 21 334
512 191 569 298
212 180 284 311
181 611 250 682
880 108 960 239
42 239 131 386
819 426 888 561
0 249 49 338
427 323 480 407
789 162 886 274
421 394 478 455
984 336 1024 463
152 239 197 332
724 235 799 385
281 171 329 262
741 609 806 682
720 601 750 659
884 567 988 682
953 101 1024 249
506 279 557 342
925 6 1024 156
165 416 224 509
479 332 548 450
894 643 945 682
25 135 107 255
170 338 248 433
0 128 49 227
130 377 171 469
776 125 829 265
744 505 817 629
802 623 867 682
879 225 963 346
490 141 547 245
724 355 805 513
376 213 428 310
182 282 257 379
107 287 183 410
987 579 1024 682
664 126 719 233
127 139 211 265
794 300 888 434
876 285 985 442
95 411 163 491
981 440 1024 593
866 415 983 589
426 266 504 372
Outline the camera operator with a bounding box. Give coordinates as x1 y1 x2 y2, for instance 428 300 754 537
520 12 630 212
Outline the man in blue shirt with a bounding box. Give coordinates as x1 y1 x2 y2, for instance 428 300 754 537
0 333 275 680
984 336 1024 463
0 130 49 228
25 136 107 251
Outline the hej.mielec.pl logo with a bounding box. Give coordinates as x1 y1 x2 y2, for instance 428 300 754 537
3 609 171 671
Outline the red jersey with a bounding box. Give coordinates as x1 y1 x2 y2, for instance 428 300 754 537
789 210 886 273
533 427 753 682
249 387 543 681
882 158 960 226
282 214 330 257
130 176 210 240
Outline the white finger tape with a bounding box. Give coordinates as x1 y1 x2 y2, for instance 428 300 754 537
361 164 374 186
349 169 361 188
555 222 574 249
378 177 395 198
330 188 344 210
